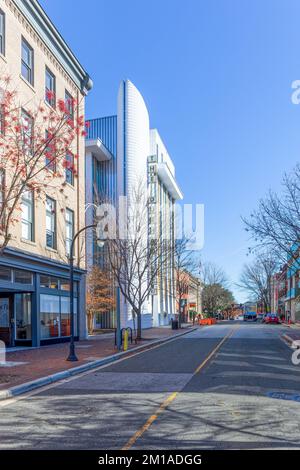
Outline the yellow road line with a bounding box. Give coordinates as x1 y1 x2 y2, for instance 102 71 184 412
122 325 238 450
122 392 178 451
193 326 236 375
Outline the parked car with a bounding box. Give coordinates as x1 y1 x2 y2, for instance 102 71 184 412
236 315 244 321
264 313 280 324
244 313 257 321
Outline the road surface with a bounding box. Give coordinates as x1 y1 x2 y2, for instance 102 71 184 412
0 321 300 449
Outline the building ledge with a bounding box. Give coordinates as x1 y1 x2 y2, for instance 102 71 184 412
85 138 113 162
157 162 183 200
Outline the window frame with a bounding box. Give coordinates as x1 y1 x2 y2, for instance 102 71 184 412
0 9 5 56
45 196 56 249
45 67 56 107
65 152 74 186
65 208 74 257
21 108 34 155
21 189 34 241
65 89 74 120
21 37 34 86
45 130 56 172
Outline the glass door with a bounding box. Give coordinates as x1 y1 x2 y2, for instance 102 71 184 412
0 295 14 347
15 293 32 342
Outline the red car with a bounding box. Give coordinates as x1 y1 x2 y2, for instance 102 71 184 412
264 314 280 324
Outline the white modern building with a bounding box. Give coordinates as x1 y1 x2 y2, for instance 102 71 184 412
148 129 183 326
86 79 183 329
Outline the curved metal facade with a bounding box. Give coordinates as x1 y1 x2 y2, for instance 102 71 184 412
117 80 150 199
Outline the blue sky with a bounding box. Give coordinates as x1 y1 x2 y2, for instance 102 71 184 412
41 0 300 301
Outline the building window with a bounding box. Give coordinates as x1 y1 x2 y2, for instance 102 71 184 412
21 38 34 85
21 109 33 154
0 10 5 56
45 67 56 107
45 130 56 172
66 208 74 256
21 189 34 241
46 196 56 249
65 153 74 185
65 90 74 120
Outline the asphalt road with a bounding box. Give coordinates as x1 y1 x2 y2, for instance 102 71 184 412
0 321 300 450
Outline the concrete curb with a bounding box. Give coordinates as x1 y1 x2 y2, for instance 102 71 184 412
0 327 197 402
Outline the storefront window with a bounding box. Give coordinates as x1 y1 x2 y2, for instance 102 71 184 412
40 294 78 339
40 275 59 289
14 269 33 284
40 294 60 339
0 266 12 281
59 279 78 293
61 297 77 336
15 293 31 340
60 278 70 291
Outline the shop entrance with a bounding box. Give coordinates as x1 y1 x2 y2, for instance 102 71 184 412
0 294 14 347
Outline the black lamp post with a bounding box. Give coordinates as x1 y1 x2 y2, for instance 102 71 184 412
66 223 103 362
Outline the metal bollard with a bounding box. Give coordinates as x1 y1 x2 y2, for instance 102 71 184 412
123 328 129 351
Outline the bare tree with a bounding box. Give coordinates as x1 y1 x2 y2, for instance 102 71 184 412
200 261 229 287
237 252 278 312
105 182 173 340
243 164 300 264
199 261 233 316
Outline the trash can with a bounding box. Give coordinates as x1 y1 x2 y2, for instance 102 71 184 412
171 319 179 330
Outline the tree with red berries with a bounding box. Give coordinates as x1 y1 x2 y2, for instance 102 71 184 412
0 73 88 253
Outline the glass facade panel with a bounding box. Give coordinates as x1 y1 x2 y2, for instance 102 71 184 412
15 293 31 340
40 294 60 339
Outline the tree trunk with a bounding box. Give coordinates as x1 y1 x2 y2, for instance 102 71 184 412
87 312 94 334
136 311 142 341
178 295 182 328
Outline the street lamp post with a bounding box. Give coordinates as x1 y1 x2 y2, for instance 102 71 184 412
67 223 97 362
66 222 121 361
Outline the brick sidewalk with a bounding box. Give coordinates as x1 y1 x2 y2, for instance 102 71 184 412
0 326 193 391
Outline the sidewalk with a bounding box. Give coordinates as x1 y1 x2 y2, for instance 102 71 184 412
0 325 195 394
